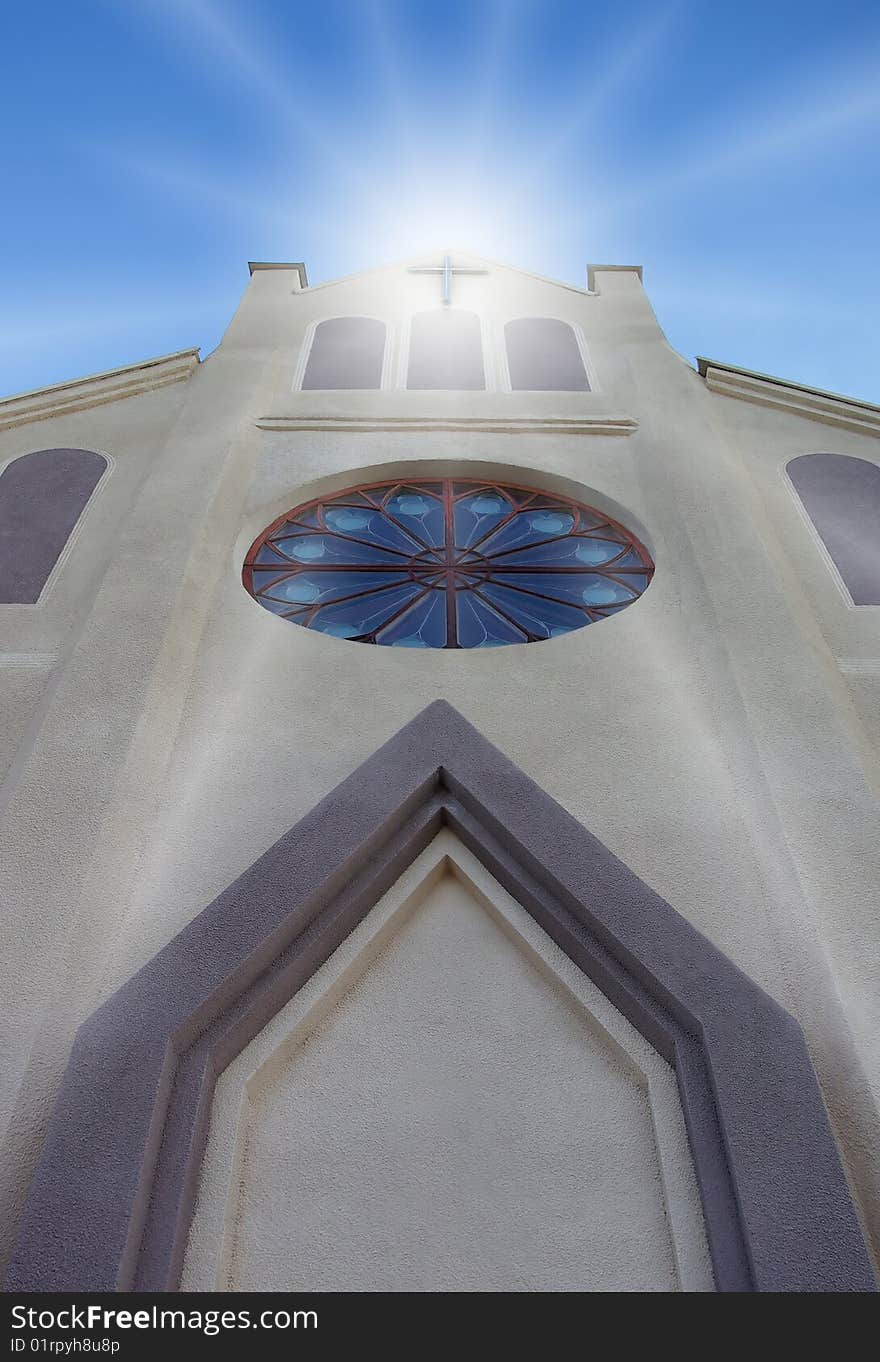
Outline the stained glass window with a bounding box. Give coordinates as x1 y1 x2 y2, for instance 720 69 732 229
243 478 654 648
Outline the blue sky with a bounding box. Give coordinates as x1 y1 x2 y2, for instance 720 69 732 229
2 0 879 400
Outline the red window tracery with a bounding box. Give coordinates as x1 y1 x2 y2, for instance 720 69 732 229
243 478 653 648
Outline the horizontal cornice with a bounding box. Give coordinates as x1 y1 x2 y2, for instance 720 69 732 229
698 358 880 438
255 414 639 436
0 349 200 433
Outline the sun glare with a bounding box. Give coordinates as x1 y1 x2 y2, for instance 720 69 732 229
5 0 879 398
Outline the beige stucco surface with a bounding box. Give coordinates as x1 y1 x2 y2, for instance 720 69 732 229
0 255 878 1284
182 832 711 1292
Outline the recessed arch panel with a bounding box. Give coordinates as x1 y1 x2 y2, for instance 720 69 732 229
0 448 107 603
787 453 880 605
505 317 590 391
301 317 386 390
407 310 485 390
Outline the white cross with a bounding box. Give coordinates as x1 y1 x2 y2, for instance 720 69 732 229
408 254 487 304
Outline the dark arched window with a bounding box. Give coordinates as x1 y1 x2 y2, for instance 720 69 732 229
407 311 485 390
302 317 385 390
505 318 590 391
787 453 880 605
0 448 107 603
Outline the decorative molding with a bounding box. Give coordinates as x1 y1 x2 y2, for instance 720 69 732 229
698 359 880 438
255 414 638 436
248 261 308 287
587 264 644 291
5 702 875 1293
184 831 714 1293
298 250 592 301
0 351 200 433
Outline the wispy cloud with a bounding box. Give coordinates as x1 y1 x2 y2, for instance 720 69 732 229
603 44 880 220
0 293 222 349
0 291 225 398
130 0 390 214
467 1 685 250
650 275 871 325
91 142 307 235
463 0 532 164
533 1 685 166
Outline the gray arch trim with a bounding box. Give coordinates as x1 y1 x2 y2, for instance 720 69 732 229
0 448 107 603
505 317 590 391
302 317 386 390
5 702 875 1292
788 453 880 605
407 310 485 390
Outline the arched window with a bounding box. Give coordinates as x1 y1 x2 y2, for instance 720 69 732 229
0 448 107 603
407 310 485 390
787 453 880 605
505 318 590 391
302 317 385 390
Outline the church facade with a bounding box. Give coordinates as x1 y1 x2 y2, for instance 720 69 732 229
1 254 878 1291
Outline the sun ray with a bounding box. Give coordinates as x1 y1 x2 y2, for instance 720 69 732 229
92 143 309 235
534 0 684 168
129 0 392 218
464 0 531 167
449 0 684 260
599 41 880 220
350 0 424 180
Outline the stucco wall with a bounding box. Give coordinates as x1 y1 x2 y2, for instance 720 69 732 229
0 258 878 1283
182 832 712 1292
